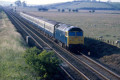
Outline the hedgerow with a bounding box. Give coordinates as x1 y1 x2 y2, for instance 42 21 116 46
24 47 60 80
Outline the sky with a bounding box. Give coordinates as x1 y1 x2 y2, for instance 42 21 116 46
0 0 120 5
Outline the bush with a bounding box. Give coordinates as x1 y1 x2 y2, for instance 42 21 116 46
24 47 60 80
61 9 65 12
38 8 48 12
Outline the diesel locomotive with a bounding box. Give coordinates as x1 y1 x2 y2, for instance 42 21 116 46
20 12 84 50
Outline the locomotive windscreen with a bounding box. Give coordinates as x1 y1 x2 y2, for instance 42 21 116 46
76 32 83 36
69 32 83 36
69 32 75 36
69 28 83 36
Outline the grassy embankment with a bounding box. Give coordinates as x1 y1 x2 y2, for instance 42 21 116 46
0 9 35 80
0 9 61 80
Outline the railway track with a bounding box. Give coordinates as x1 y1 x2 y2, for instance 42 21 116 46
5 9 75 80
4 9 120 80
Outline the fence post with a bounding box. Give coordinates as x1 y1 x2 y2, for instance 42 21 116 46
112 41 114 45
115 42 117 46
107 40 109 44
117 43 120 48
110 40 112 45
26 36 31 44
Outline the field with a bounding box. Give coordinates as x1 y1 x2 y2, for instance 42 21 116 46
25 10 120 41
0 10 35 80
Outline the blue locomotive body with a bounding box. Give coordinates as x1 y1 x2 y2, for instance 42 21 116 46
55 25 68 45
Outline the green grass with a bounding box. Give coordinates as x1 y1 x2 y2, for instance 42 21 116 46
0 10 35 80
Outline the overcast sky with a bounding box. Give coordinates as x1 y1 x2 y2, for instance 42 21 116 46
0 0 120 5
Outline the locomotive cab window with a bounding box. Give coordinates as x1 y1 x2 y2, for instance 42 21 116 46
76 32 83 36
69 32 75 36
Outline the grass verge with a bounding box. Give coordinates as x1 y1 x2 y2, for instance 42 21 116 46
0 9 35 80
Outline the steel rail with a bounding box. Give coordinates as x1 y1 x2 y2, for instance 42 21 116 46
81 53 120 79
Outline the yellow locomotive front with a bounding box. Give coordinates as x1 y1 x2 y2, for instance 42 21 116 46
65 28 84 50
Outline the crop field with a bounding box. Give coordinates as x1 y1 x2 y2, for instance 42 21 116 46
25 10 120 41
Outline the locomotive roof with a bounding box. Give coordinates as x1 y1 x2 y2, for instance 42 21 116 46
56 23 82 32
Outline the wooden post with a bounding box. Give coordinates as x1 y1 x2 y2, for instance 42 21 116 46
110 40 112 45
112 41 114 45
115 43 117 47
107 40 109 44
117 43 120 48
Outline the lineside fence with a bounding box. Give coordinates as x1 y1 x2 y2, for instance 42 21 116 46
85 36 120 48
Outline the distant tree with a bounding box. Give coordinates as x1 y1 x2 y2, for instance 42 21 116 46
92 10 95 13
10 4 13 7
61 9 65 12
22 1 27 7
89 10 95 13
58 9 60 12
76 9 78 12
15 0 21 6
38 8 48 12
72 9 78 12
72 9 75 12
69 9 71 12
